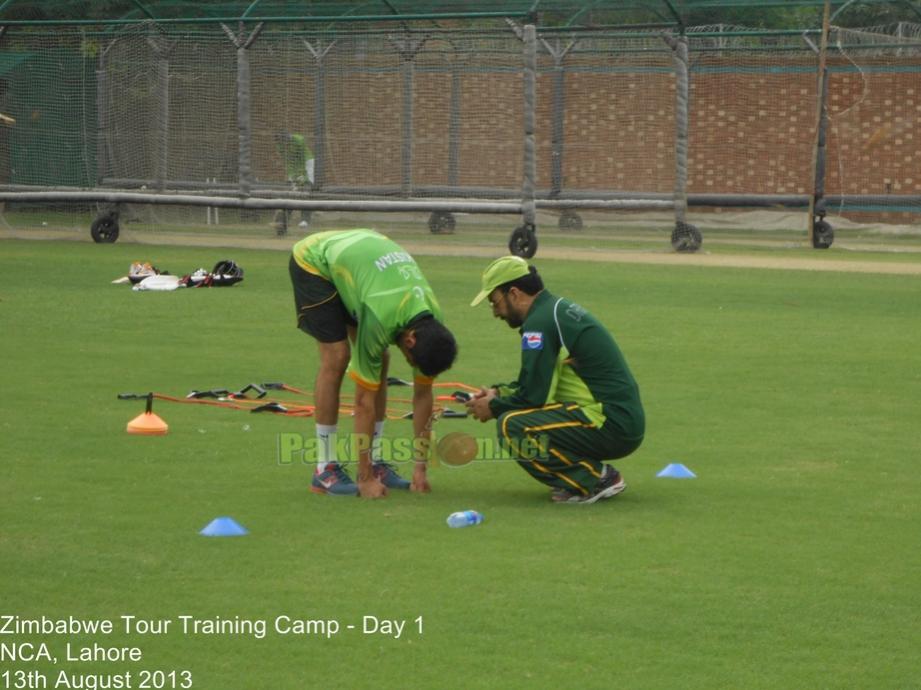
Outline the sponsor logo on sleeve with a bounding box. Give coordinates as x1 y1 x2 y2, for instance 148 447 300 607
522 332 544 350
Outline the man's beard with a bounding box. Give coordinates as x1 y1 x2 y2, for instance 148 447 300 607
504 312 524 329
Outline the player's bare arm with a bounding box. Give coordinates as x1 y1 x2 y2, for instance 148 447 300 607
410 382 434 492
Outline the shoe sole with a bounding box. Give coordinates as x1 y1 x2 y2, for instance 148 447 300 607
582 479 626 504
310 485 358 496
554 479 627 505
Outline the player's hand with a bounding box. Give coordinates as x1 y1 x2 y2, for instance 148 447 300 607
471 386 494 400
410 464 431 493
357 478 388 499
466 389 496 422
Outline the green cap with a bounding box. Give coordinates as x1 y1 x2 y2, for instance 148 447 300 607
470 256 531 306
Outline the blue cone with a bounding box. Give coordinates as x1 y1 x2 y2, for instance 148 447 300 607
657 463 697 479
200 516 249 537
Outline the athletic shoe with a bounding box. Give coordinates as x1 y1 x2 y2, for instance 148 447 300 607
551 466 626 504
311 463 358 496
373 462 411 490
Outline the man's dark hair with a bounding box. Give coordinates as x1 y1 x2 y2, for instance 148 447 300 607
499 265 543 296
409 317 458 377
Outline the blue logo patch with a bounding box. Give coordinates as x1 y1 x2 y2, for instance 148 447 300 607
522 332 544 350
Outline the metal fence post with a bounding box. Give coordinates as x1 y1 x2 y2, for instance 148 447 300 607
522 24 537 231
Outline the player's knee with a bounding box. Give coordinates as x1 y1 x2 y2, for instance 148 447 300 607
495 412 525 455
496 410 526 435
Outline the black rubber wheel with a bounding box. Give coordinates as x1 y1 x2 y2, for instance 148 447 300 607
812 219 834 249
558 210 583 232
508 224 537 259
90 213 120 243
671 221 702 253
428 211 456 234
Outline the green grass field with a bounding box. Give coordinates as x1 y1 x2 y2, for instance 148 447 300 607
2 236 920 689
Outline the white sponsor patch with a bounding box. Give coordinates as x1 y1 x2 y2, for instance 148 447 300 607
522 332 544 350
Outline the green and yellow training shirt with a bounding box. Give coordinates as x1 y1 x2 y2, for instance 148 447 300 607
292 229 444 390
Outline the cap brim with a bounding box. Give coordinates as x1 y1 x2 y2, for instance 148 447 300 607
470 289 489 307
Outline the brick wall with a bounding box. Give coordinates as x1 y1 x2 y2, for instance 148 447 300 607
212 45 921 219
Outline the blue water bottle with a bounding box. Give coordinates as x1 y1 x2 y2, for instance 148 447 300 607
446 510 484 528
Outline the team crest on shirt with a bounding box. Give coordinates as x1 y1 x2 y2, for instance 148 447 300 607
522 332 544 350
566 303 587 321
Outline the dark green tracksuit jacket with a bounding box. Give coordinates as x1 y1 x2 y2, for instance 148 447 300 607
488 290 644 489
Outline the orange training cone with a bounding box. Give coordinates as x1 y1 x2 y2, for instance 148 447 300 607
127 394 169 435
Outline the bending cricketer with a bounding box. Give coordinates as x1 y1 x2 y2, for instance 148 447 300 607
290 229 457 498
466 256 644 503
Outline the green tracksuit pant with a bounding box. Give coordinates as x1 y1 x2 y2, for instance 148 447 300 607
497 403 642 496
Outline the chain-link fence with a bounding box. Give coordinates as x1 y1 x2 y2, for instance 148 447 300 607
1 16 920 251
